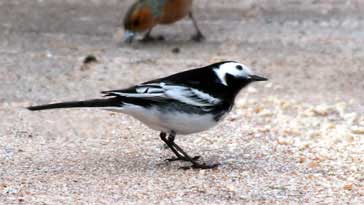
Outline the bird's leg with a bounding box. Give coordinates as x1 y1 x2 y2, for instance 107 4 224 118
164 132 200 162
160 132 185 160
141 29 153 41
188 11 205 42
166 132 175 143
141 28 165 42
168 139 219 170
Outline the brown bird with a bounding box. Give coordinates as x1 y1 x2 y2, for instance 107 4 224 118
123 0 204 43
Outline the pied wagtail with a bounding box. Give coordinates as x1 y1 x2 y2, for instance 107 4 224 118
28 61 268 169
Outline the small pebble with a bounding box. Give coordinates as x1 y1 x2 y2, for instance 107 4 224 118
83 55 98 64
343 184 353 191
172 47 180 54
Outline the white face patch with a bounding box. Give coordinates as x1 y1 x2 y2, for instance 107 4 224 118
213 62 254 86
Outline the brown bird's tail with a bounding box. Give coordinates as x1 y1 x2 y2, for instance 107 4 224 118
27 98 121 111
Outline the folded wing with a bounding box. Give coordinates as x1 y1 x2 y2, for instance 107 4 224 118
102 83 221 107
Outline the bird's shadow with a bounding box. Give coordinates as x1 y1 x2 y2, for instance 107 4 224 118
19 151 223 176
15 143 285 175
118 37 210 49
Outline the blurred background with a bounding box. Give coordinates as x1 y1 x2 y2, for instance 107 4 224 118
1 0 364 204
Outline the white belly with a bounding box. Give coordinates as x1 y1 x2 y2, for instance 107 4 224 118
105 104 219 135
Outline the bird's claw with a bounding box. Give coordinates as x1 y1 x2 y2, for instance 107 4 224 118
166 155 200 162
179 163 220 170
191 32 205 42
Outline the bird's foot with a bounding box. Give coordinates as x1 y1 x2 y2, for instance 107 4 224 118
180 163 220 170
166 155 200 162
191 32 205 42
140 35 165 42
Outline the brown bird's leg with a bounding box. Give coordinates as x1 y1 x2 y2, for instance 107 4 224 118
188 11 205 42
141 28 154 41
161 132 218 170
141 28 165 42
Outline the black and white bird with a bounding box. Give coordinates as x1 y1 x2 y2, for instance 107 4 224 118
28 61 267 169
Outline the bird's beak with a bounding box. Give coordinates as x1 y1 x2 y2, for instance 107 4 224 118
249 75 268 81
124 30 136 43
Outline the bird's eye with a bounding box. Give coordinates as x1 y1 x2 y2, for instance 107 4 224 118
236 65 243 70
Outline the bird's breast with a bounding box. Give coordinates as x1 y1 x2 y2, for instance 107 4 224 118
159 111 218 135
108 103 224 135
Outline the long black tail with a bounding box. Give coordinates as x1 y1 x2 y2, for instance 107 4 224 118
27 98 121 111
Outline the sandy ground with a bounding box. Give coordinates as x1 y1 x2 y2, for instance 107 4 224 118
1 0 364 204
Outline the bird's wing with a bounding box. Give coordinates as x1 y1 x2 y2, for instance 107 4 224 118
162 84 221 107
102 83 221 107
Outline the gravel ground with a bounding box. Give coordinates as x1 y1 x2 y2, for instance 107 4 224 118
1 0 364 204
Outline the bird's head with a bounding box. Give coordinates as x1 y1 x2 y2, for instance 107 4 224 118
123 3 155 43
212 61 268 91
